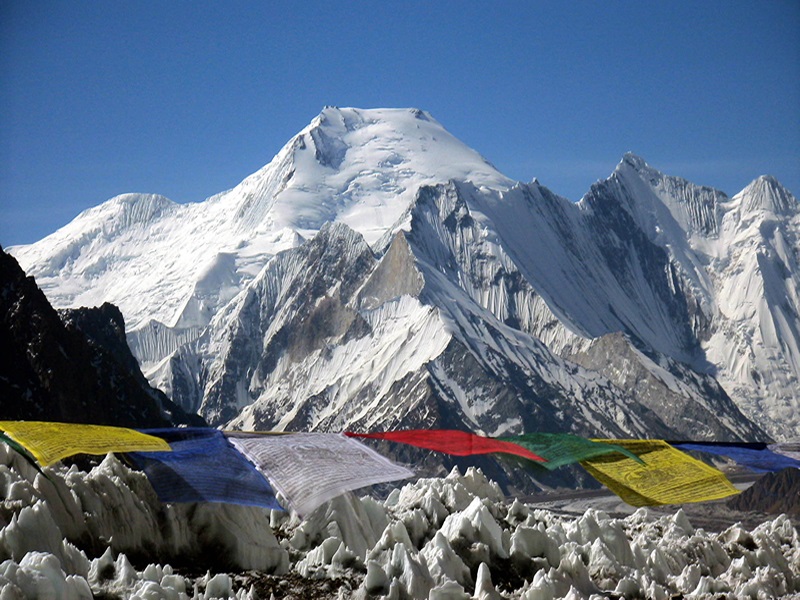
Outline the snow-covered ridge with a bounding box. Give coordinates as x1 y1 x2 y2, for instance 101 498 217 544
2 445 799 599
9 107 512 332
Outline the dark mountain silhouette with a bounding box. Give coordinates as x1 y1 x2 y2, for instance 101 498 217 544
0 246 203 427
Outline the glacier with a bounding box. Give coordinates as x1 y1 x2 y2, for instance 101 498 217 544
1 443 798 599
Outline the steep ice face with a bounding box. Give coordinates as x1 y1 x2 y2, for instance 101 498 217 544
703 177 800 438
516 164 795 439
599 159 800 439
205 224 453 431
404 182 760 440
151 214 677 466
9 191 241 332
610 153 726 240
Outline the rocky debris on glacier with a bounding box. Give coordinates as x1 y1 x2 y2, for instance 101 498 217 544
1 444 798 599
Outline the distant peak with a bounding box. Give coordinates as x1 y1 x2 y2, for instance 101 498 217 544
754 174 781 188
613 153 663 183
743 174 791 195
737 174 797 215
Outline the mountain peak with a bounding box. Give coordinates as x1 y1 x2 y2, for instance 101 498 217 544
620 152 650 171
315 106 434 122
9 109 797 444
597 153 729 239
613 152 665 186
306 107 440 144
735 174 797 216
230 107 512 243
614 153 677 188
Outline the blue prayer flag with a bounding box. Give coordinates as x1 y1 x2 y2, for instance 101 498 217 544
671 442 800 473
129 428 283 510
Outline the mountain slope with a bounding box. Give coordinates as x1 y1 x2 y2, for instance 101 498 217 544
147 182 760 444
8 107 796 442
0 247 200 427
592 158 800 438
404 181 763 440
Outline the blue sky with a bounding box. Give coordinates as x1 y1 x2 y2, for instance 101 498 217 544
1 1 798 247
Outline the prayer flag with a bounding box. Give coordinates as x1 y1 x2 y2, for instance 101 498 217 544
671 442 800 473
129 428 282 510
346 430 546 462
229 432 414 517
0 431 46 475
581 439 740 506
499 433 642 470
0 421 170 466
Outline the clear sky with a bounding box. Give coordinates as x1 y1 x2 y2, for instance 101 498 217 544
1 1 798 247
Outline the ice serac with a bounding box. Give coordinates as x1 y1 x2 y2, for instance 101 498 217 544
8 107 796 445
5 450 800 599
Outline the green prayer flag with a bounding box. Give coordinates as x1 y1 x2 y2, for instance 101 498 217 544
499 432 643 470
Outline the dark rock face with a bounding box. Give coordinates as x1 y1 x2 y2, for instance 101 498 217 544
0 246 201 427
728 468 800 515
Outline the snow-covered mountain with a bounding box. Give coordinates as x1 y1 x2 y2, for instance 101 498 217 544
9 107 798 442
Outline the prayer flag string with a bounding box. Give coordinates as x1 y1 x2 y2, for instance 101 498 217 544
3 421 795 510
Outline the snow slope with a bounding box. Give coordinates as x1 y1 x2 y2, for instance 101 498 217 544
9 108 798 441
10 108 510 332
585 158 800 439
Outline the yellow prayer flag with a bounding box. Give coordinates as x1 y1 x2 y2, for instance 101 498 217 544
581 439 740 506
0 421 171 466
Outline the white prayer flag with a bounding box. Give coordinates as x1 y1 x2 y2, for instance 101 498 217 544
228 432 414 516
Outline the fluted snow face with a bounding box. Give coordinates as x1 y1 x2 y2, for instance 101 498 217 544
403 181 762 440
559 156 800 439
634 162 800 439
702 178 800 438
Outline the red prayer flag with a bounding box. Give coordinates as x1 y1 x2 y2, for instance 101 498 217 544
345 429 546 463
